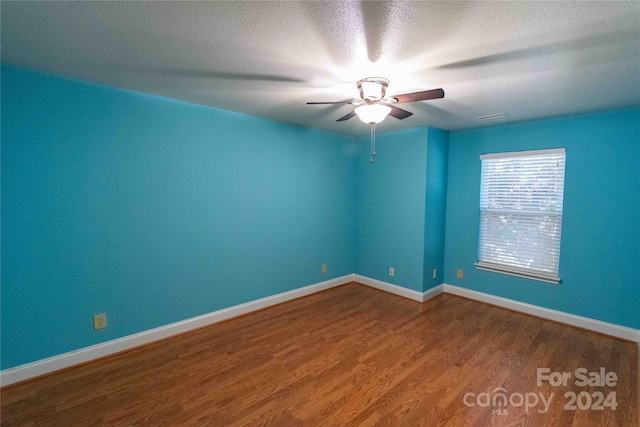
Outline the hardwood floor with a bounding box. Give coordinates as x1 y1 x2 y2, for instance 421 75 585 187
2 283 637 426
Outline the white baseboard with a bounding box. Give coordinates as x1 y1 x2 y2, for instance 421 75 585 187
443 284 640 343
3 275 638 387
351 277 639 343
353 274 424 301
0 274 354 387
423 284 445 301
353 274 443 302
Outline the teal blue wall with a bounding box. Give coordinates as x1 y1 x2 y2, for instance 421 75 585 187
2 64 638 371
354 128 428 292
1 65 357 369
354 127 449 292
444 107 640 329
423 127 449 291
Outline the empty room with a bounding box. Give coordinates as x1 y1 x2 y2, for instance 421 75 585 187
1 2 639 426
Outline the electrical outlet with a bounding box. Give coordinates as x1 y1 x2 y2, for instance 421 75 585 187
433 269 437 279
93 314 106 331
457 269 464 279
389 267 395 277
321 264 327 274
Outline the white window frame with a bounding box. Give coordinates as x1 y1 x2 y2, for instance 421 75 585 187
475 148 566 284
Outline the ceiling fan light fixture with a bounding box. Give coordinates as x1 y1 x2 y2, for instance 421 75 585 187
307 77 445 164
355 104 392 124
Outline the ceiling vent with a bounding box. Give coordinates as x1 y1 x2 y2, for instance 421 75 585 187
477 113 508 121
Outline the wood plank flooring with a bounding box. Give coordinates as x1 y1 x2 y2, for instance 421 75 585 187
1 283 637 426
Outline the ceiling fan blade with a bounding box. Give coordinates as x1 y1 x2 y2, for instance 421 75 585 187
434 30 637 70
307 101 355 105
336 111 356 122
388 105 413 120
391 88 445 103
132 68 306 83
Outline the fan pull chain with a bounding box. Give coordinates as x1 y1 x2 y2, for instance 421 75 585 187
370 123 374 163
369 123 377 163
372 122 376 157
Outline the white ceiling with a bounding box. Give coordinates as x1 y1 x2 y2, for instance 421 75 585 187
2 1 639 136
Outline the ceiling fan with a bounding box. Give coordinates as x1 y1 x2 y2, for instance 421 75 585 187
306 77 444 124
307 77 444 162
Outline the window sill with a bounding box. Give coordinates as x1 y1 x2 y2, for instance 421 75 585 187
475 262 560 284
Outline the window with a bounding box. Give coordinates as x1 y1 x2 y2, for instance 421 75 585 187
476 148 566 284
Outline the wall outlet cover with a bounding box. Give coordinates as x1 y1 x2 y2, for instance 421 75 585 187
93 314 107 331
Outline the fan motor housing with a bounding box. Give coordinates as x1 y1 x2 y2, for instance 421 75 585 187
357 77 390 101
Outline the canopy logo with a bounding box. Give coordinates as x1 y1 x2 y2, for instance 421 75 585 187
463 387 553 415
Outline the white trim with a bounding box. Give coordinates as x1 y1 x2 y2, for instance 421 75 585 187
442 284 640 343
475 262 560 284
423 284 445 302
352 274 443 303
480 147 565 160
3 275 638 387
0 274 354 387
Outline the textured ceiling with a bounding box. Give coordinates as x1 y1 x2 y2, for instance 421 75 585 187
2 1 639 136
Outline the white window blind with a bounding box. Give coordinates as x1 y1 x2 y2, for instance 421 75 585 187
476 148 566 284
